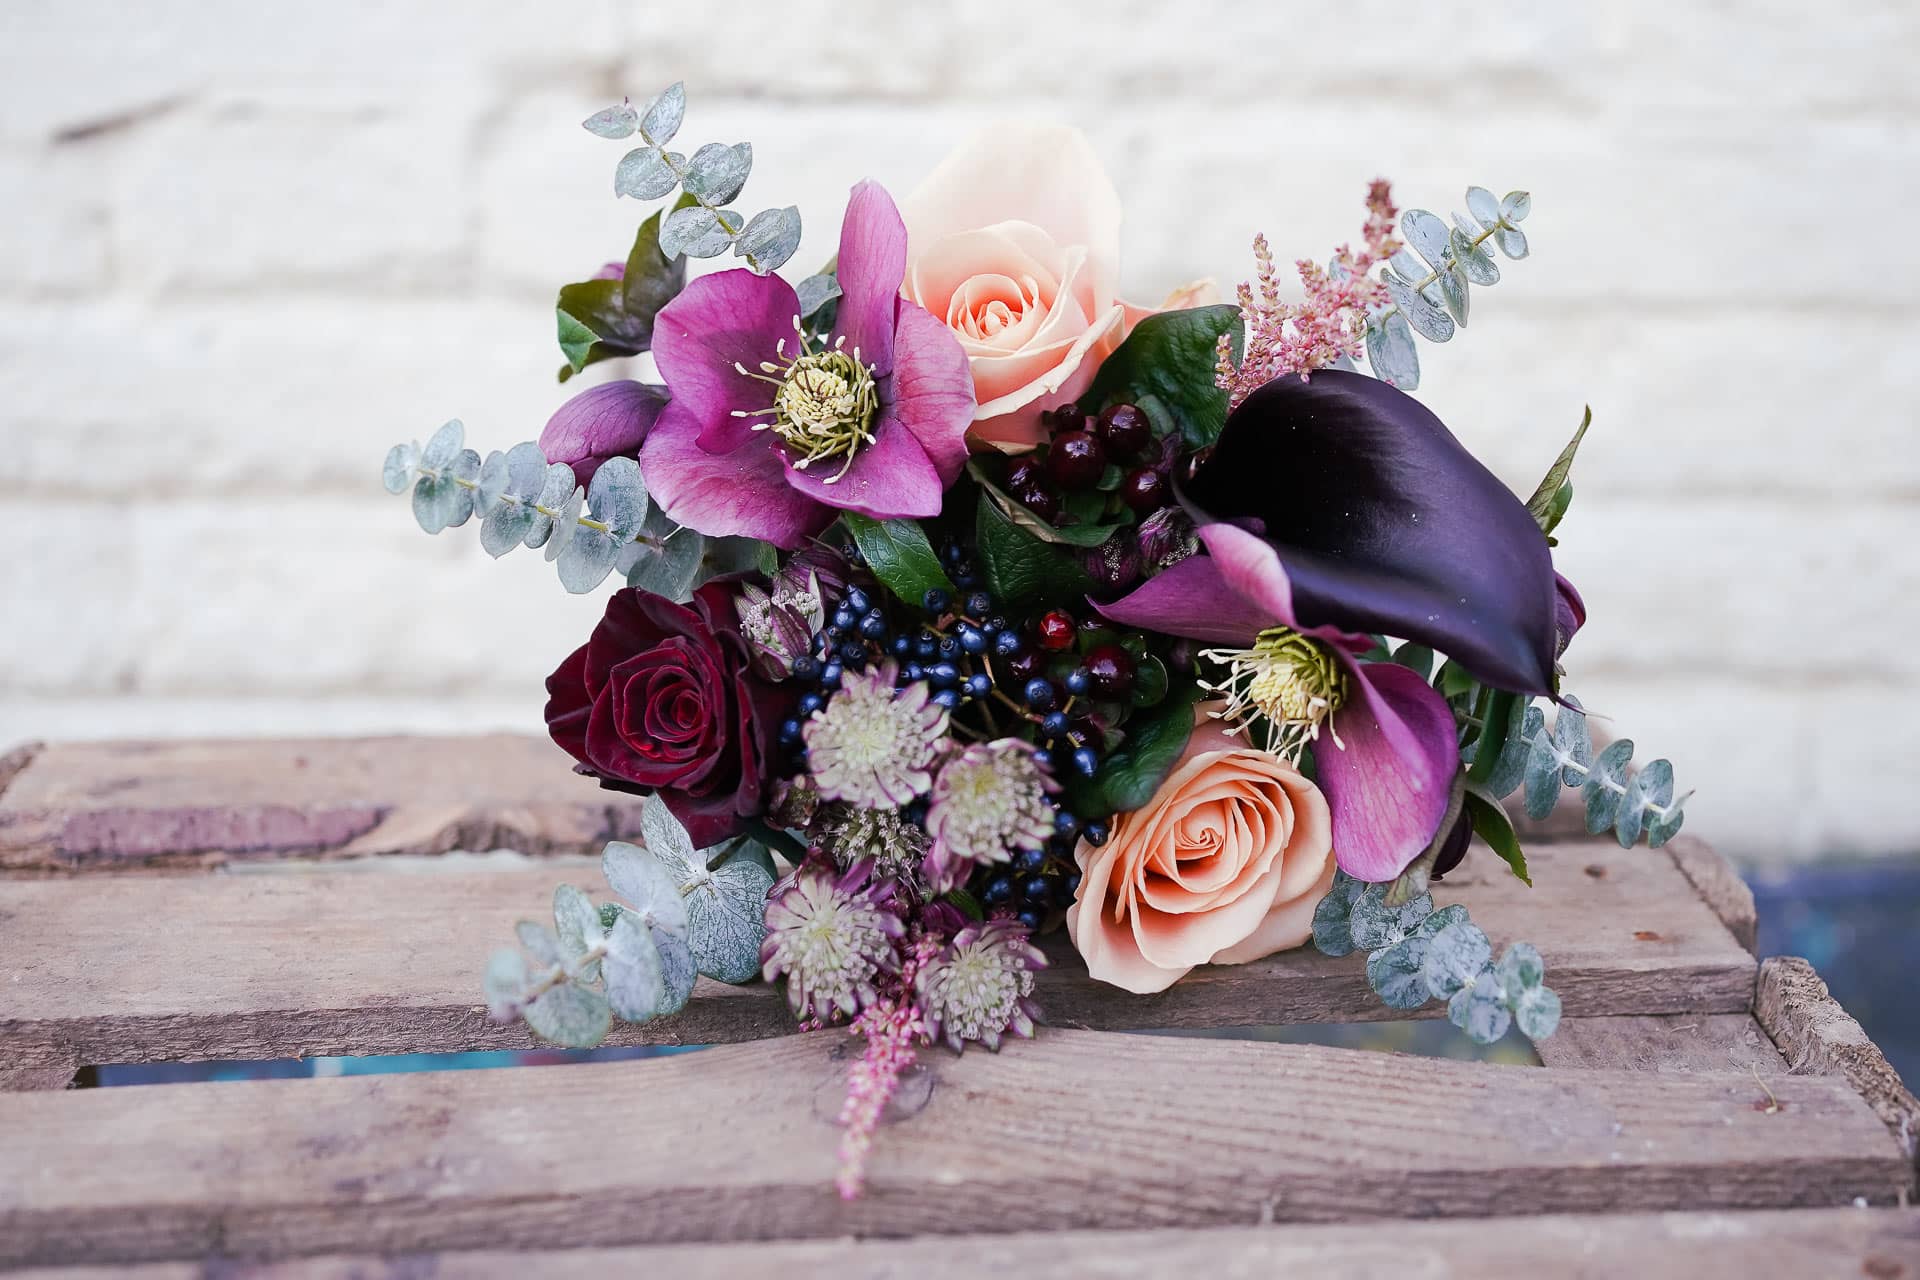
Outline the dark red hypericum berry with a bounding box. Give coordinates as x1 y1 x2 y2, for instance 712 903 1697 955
1016 486 1062 523
1050 403 1089 435
1003 646 1046 684
1082 643 1136 698
1118 467 1167 513
1035 610 1076 651
1096 403 1151 457
1045 431 1107 490
1006 455 1044 492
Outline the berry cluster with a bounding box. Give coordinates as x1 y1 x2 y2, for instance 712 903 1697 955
1005 402 1166 523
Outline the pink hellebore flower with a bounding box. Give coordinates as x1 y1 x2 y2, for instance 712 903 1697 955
639 182 976 549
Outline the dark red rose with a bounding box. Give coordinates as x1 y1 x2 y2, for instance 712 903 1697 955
545 582 792 847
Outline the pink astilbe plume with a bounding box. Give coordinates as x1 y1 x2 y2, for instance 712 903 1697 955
835 932 940 1199
1216 180 1402 410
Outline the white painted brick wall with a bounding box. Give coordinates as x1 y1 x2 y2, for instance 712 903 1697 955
2 2 1915 867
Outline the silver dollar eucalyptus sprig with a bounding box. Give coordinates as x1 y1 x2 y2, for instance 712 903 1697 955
484 798 777 1049
385 422 709 596
1364 186 1533 390
1312 872 1562 1044
583 83 802 274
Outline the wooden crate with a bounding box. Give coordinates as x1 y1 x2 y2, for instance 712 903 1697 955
1 735 1916 1276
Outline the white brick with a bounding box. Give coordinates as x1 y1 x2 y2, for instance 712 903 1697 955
0 147 115 293
1806 685 1920 858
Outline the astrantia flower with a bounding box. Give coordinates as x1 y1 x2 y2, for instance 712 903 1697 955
812 802 932 887
639 181 975 548
761 861 905 1022
915 920 1046 1053
922 738 1058 892
803 661 948 808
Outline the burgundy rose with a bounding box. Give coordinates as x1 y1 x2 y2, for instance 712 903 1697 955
545 582 792 847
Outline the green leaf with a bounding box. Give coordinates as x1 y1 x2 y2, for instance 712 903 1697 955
944 888 985 921
1467 689 1519 786
1526 406 1591 534
1435 659 1478 700
975 490 1094 608
842 514 955 606
1391 643 1434 680
1068 682 1204 816
1077 304 1242 449
968 460 1120 548
1463 781 1530 885
554 201 690 380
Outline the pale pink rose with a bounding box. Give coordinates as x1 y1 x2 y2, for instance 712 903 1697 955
1066 703 1335 994
900 125 1211 453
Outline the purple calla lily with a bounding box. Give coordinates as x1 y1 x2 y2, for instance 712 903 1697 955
1098 534 1458 883
1180 369 1560 696
538 379 668 484
639 181 975 549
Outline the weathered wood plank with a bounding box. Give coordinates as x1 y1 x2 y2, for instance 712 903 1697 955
1666 835 1758 953
0 841 1755 1072
1537 1014 1787 1074
0 736 648 872
1758 956 1920 1178
0 1031 1909 1266
19 1209 1918 1279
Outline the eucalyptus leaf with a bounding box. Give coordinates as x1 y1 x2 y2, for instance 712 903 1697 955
1366 936 1433 1009
1363 309 1420 389
411 449 478 534
796 272 842 317
382 442 421 494
1523 736 1564 823
523 981 612 1049
681 141 752 205
515 920 563 968
1494 225 1530 260
479 443 550 557
1551 696 1594 785
602 911 667 1022
1616 758 1674 849
543 485 585 562
1465 186 1502 229
484 948 529 1020
1420 919 1492 1000
1449 221 1501 286
683 852 775 983
1512 983 1561 1040
1583 739 1635 835
1647 794 1689 848
639 83 685 145
1447 970 1511 1044
1348 883 1435 951
1311 871 1364 956
606 828 691 936
587 455 648 538
614 145 681 201
735 205 803 273
1501 190 1533 223
556 526 622 593
624 520 705 602
1402 208 1453 272
1382 269 1455 343
421 419 464 470
473 450 511 518
1482 701 1540 801
660 205 742 260
583 103 637 139
653 921 698 1012
1435 262 1471 326
1498 941 1545 998
552 882 606 981
521 462 576 550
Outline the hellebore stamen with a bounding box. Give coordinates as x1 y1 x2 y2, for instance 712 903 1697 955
1199 626 1349 761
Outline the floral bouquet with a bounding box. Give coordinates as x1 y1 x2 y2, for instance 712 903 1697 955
381 84 1690 1196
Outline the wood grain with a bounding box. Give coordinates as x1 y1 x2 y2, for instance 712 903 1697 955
0 736 648 872
1666 835 1758 953
1537 1014 1787 1074
1758 956 1920 1180
0 841 1755 1073
19 1208 1918 1279
0 1030 1910 1266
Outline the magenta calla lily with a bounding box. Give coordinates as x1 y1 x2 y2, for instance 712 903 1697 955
639 181 975 549
1098 533 1459 883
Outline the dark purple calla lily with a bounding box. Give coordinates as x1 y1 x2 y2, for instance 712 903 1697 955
538 379 669 484
1181 369 1560 696
1098 538 1458 883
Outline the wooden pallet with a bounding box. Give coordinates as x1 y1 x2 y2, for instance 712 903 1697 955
1 735 1916 1275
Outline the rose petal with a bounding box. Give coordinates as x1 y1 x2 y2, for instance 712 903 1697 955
639 402 831 548
1313 660 1462 882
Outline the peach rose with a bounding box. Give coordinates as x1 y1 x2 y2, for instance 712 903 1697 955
1066 704 1335 994
900 125 1210 453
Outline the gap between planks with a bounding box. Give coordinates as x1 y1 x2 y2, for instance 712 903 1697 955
0 841 1756 1075
0 1030 1910 1267
12 1209 1917 1280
